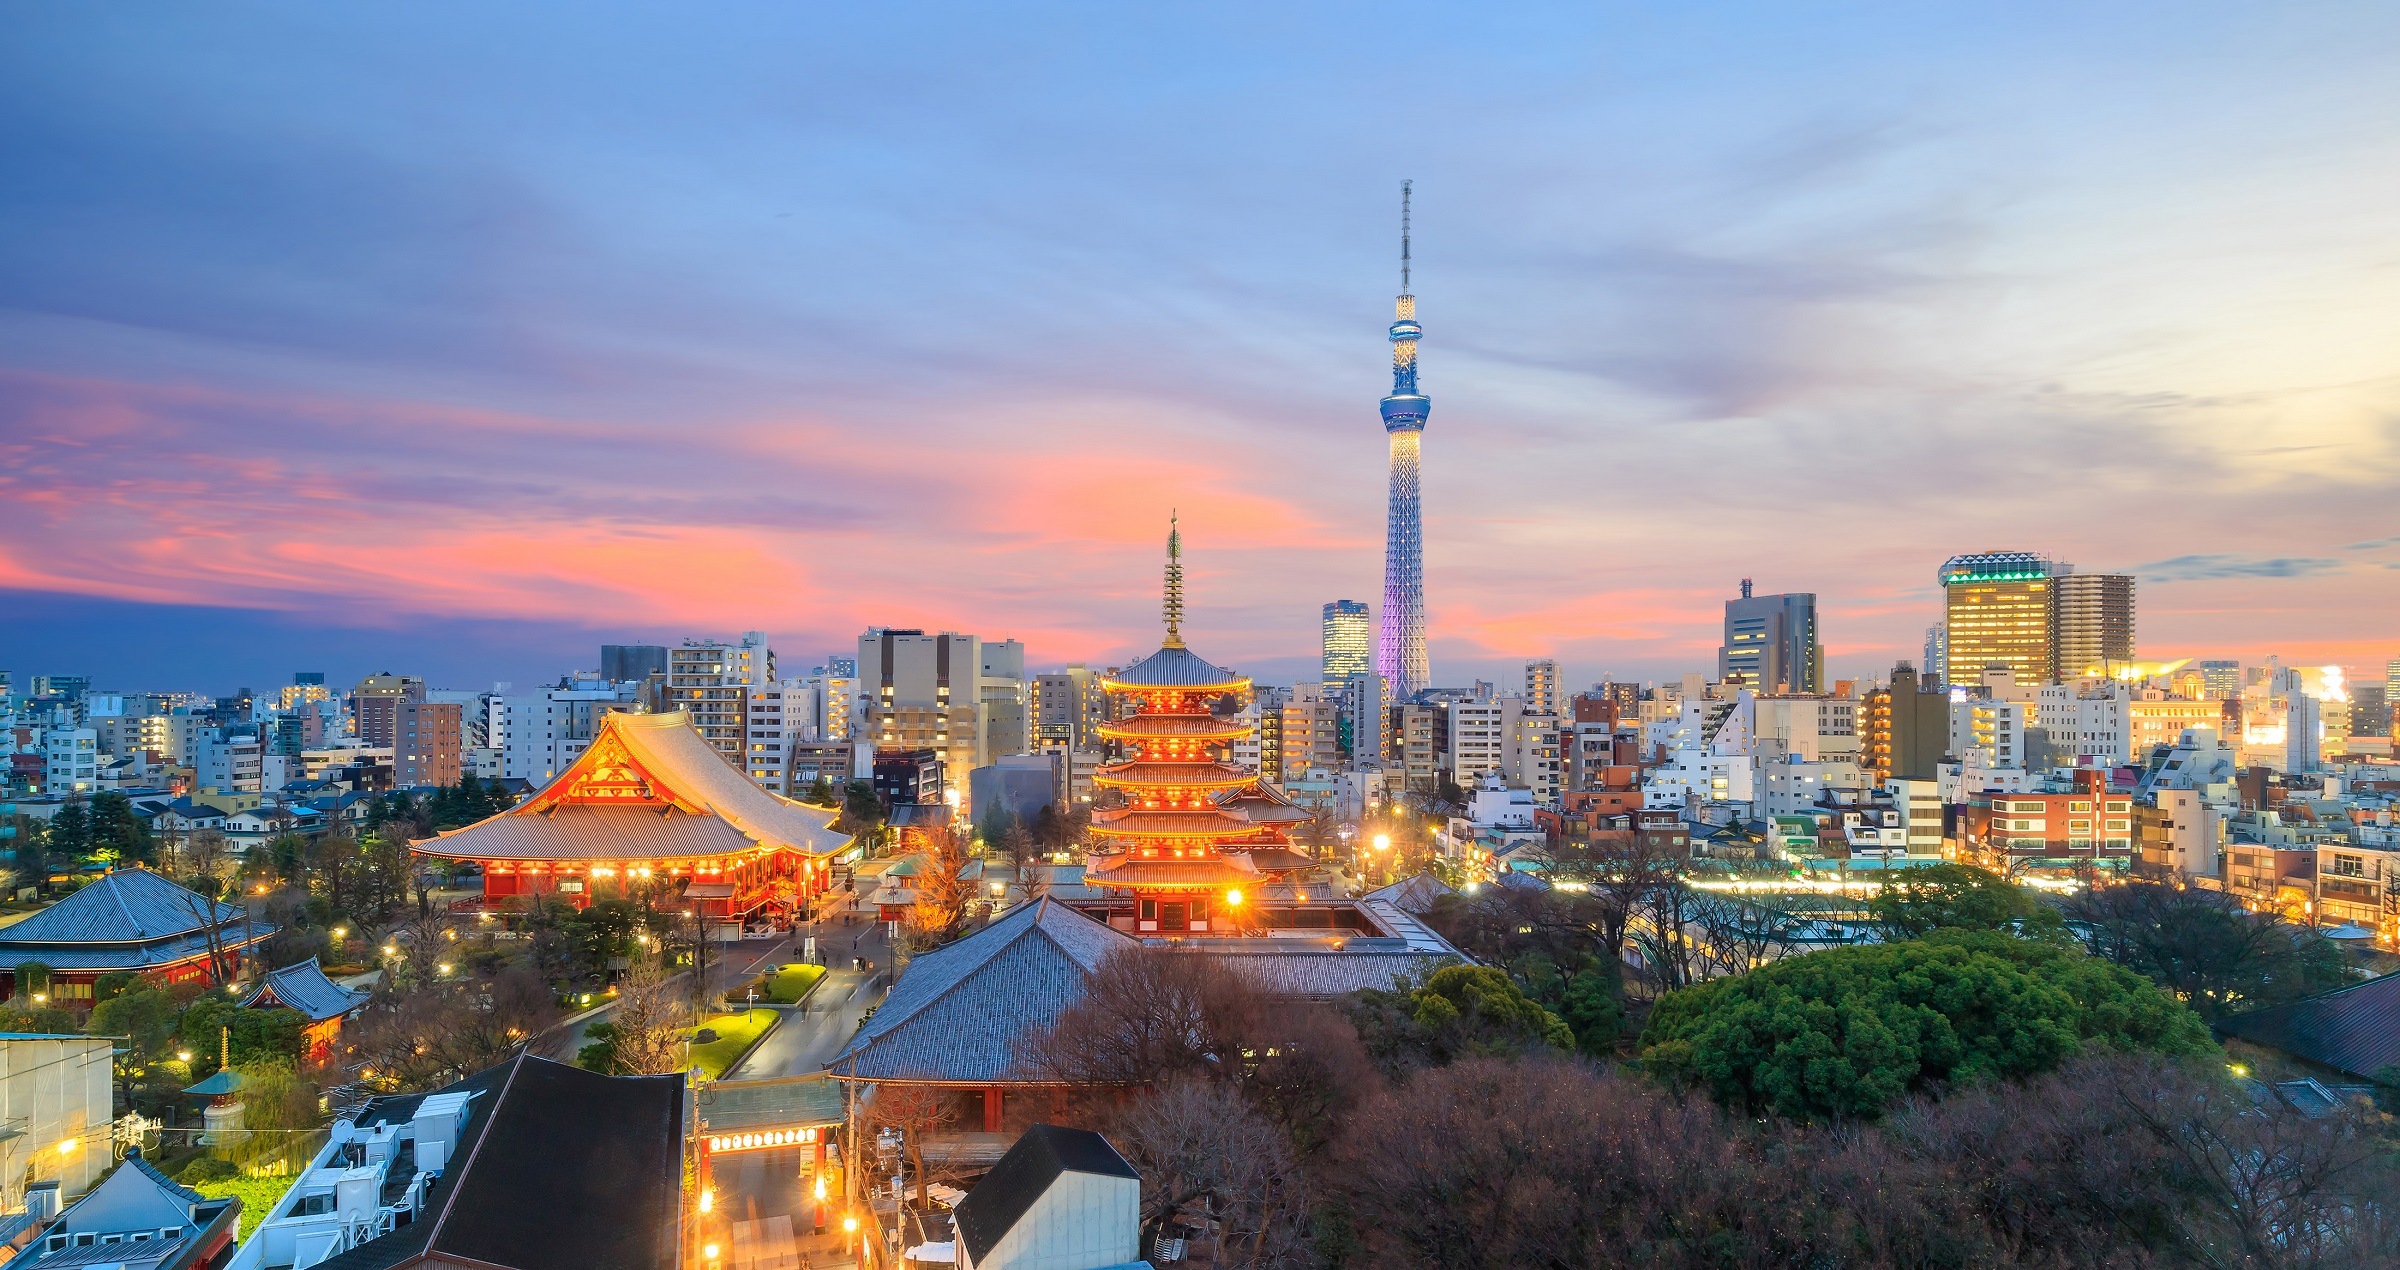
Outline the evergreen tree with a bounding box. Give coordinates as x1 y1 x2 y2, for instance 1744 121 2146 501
48 802 92 860
88 792 156 864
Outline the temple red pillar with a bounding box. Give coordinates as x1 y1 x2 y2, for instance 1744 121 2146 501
982 1087 1003 1133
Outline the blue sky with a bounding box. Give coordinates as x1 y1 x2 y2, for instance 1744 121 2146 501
3 2 2397 694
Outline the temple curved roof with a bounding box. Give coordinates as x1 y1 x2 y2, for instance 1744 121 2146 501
1088 806 1255 838
1083 853 1259 889
1101 645 1248 693
1095 715 1251 742
413 710 852 862
1091 761 1254 790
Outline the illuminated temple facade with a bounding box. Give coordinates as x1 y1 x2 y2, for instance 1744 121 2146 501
413 709 851 926
1080 521 1322 933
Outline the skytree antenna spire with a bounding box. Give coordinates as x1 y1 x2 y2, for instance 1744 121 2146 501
1376 181 1431 701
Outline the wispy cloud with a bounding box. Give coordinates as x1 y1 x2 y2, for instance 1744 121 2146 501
2135 555 2346 582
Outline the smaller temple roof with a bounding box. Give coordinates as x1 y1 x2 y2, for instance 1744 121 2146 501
241 956 370 1023
0 868 241 945
828 898 1134 1084
1101 645 1248 693
182 1069 249 1097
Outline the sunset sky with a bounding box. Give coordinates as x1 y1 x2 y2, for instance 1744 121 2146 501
4 2 2398 695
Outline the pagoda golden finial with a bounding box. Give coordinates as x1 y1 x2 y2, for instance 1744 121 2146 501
1162 511 1185 648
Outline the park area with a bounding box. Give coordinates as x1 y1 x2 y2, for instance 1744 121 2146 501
687 1008 778 1079
742 962 825 1005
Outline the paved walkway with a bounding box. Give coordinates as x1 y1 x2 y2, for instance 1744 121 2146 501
727 919 894 1079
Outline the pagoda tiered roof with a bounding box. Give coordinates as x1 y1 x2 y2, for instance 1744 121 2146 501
413 710 851 863
1091 761 1252 791
1101 645 1248 694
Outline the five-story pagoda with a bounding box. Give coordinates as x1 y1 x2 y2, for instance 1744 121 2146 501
1084 518 1262 933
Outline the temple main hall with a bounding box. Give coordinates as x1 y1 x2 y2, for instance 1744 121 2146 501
413 709 853 926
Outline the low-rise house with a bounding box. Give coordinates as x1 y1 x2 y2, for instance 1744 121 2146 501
9 1150 239 1270
953 1124 1141 1270
226 1053 686 1270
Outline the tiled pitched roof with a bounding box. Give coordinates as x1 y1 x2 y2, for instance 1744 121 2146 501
243 956 370 1021
1215 949 1453 998
0 869 241 945
414 710 851 861
1102 645 1246 690
828 899 1133 1084
2213 971 2400 1079
1364 872 1455 915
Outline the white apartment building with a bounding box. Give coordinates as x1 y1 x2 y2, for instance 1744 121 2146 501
1444 697 1516 786
2156 786 2232 879
742 680 822 795
1758 755 1865 816
854 629 1029 787
42 727 98 795
1750 695 1859 762
1950 698 2033 771
1507 710 1562 808
502 676 641 784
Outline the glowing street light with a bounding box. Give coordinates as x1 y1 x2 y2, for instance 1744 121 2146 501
1372 834 1391 851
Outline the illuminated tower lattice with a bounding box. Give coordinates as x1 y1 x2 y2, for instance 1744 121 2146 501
1376 181 1431 701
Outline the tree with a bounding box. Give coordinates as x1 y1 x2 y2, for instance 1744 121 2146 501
8 815 55 894
88 793 156 865
867 1084 960 1211
90 985 179 1058
1021 945 1244 1087
587 952 688 1076
802 776 837 807
1346 964 1573 1074
1639 931 2215 1121
2065 880 2346 1019
49 801 92 860
1867 863 2060 940
1557 964 1624 1056
836 779 886 842
349 964 561 1090
1107 1082 1314 1269
906 827 975 948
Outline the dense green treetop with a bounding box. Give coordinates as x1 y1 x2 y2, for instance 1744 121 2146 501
1639 931 2213 1121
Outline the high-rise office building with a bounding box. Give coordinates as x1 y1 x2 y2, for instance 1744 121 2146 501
600 644 669 683
2051 572 2137 679
1718 581 1821 693
1940 552 2057 687
1321 601 1372 687
1923 625 1947 686
2199 660 2242 700
1375 183 1432 701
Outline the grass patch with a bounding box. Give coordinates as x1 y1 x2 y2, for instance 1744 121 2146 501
193 1174 301 1240
685 1008 777 1079
742 963 827 1005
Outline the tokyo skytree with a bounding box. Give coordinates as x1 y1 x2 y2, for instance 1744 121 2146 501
1375 181 1431 700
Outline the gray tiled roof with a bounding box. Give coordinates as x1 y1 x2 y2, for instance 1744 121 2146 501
1214 950 1453 998
0 928 271 973
2214 971 2400 1080
1103 645 1244 689
0 869 241 945
243 956 370 1022
1364 872 1455 915
828 899 1134 1084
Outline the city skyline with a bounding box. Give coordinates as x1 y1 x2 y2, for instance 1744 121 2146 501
5 4 2399 692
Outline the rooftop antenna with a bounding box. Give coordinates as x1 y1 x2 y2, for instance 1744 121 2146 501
1399 180 1412 295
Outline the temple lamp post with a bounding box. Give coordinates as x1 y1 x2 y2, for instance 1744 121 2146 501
1372 833 1391 885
